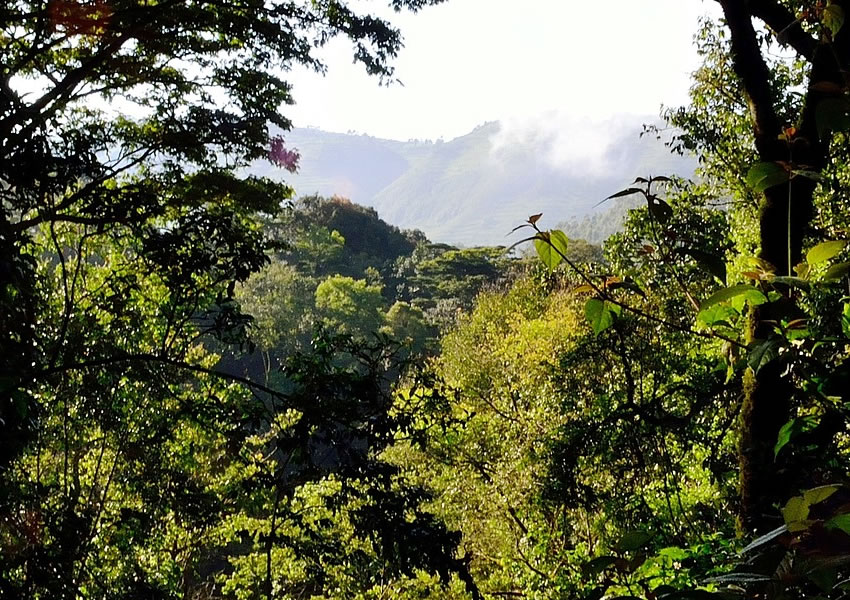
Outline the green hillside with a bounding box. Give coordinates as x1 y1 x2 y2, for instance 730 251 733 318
253 120 696 245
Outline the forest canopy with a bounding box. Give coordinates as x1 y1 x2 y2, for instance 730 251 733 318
4 1 850 600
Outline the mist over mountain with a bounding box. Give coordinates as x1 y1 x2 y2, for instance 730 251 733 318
251 118 696 246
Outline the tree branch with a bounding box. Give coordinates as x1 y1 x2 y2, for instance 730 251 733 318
717 0 783 153
750 0 817 60
30 352 287 401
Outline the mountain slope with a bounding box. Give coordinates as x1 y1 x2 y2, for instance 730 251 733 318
253 120 695 246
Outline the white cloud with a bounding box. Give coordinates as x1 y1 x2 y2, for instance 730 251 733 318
489 111 650 176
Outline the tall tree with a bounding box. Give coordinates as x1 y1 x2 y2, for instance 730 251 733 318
710 0 850 532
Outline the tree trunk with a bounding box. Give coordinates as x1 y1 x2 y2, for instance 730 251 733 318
716 0 849 532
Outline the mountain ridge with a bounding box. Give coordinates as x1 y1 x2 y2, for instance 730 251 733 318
250 119 696 245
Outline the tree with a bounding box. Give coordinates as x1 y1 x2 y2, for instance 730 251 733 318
684 0 850 532
381 301 434 355
315 275 386 338
513 5 850 596
0 1 488 596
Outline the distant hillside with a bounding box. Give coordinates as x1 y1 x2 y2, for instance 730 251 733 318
250 120 696 246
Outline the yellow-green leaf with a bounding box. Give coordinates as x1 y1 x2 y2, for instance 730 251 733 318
788 519 816 533
804 485 839 506
782 495 810 526
806 240 846 265
700 285 768 311
824 3 845 35
534 230 569 271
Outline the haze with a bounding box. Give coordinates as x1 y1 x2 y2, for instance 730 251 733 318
287 0 720 143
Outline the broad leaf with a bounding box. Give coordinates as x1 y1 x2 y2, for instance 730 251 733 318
804 485 839 505
824 3 845 36
816 97 850 139
771 276 811 290
585 298 617 336
681 248 727 283
782 495 810 525
827 514 850 535
748 338 781 373
583 556 618 576
775 415 819 457
534 230 568 270
648 198 673 223
700 285 768 311
824 262 850 281
549 229 569 257
615 530 653 552
806 240 846 264
697 304 739 328
746 161 789 193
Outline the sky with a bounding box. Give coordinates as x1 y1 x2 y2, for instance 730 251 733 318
285 0 721 142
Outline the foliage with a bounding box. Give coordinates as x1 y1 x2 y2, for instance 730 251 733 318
391 276 586 598
315 275 386 339
511 4 850 600
0 0 495 597
381 301 435 355
236 261 316 354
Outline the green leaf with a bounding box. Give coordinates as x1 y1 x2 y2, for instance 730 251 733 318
816 97 850 139
824 3 845 36
807 240 847 265
606 187 643 200
782 495 810 525
746 161 789 193
771 276 811 290
583 555 618 576
824 262 850 281
700 285 768 311
804 485 839 505
615 530 653 552
705 573 771 584
826 513 850 535
585 298 617 336
775 415 820 457
792 169 824 181
549 229 569 256
658 547 689 561
534 230 569 271
732 289 769 312
809 567 838 593
697 304 739 328
748 338 781 373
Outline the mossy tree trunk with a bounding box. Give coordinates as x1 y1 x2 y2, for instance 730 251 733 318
717 0 850 533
